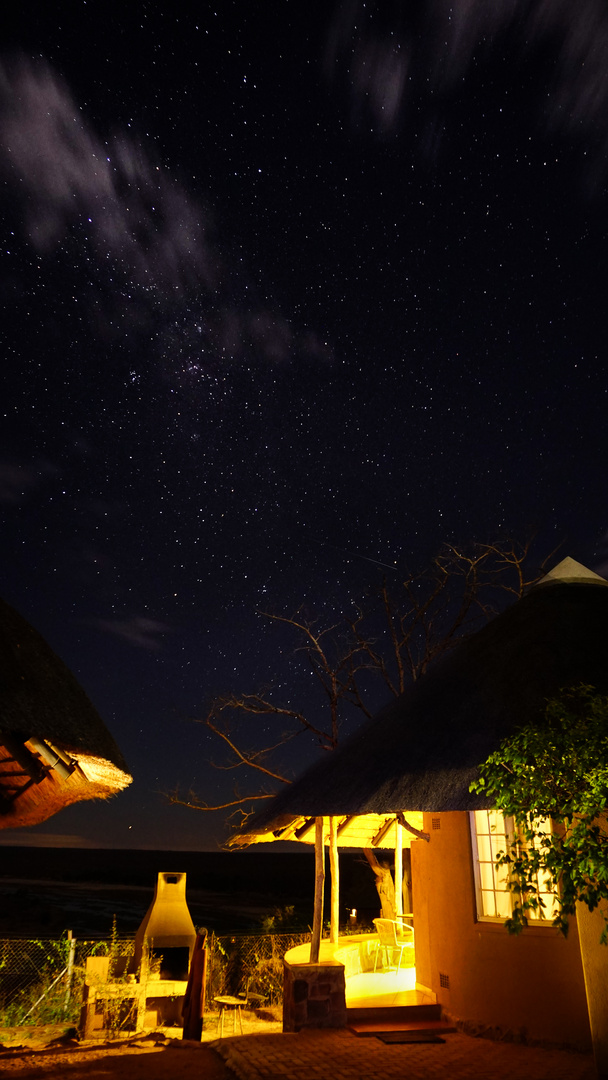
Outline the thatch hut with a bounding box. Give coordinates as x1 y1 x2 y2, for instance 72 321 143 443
231 557 608 832
230 558 608 1055
0 597 132 829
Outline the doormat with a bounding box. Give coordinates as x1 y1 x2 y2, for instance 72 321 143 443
376 1030 446 1044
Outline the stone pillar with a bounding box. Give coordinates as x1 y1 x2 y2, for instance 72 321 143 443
283 960 347 1032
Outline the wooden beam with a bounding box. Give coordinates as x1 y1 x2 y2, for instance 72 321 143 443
295 817 316 840
273 817 305 840
337 815 355 836
310 817 325 963
371 816 396 847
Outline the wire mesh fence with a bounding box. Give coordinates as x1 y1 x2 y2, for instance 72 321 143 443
208 930 311 1004
0 930 311 1027
0 935 134 1027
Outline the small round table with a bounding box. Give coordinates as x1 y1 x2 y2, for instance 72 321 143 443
214 995 245 1036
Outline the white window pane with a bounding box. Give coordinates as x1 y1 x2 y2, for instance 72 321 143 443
539 869 553 892
475 810 490 833
481 891 497 917
496 892 512 917
528 903 544 922
480 862 495 891
495 862 510 888
488 810 505 833
537 891 558 920
477 835 492 862
491 835 508 859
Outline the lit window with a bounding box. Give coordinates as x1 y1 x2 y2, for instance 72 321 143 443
470 810 558 924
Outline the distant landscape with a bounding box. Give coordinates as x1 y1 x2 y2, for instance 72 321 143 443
0 847 380 938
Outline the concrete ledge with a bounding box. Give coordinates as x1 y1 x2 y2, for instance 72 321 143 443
284 933 376 969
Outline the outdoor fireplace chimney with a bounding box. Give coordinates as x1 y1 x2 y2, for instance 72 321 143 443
131 871 197 981
82 872 198 1036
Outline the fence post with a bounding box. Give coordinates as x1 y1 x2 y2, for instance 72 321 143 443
64 931 76 1014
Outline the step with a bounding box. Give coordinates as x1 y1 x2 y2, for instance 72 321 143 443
349 1018 456 1036
347 1002 442 1026
348 1001 456 1038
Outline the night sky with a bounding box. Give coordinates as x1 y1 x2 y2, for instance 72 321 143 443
1 1 608 850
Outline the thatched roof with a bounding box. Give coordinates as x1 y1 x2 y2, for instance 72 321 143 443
0 597 132 829
231 558 608 846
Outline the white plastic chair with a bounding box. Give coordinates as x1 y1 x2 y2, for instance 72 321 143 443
373 917 415 974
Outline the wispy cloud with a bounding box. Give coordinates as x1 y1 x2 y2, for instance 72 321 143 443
0 55 333 372
327 0 608 175
92 615 173 651
0 56 214 293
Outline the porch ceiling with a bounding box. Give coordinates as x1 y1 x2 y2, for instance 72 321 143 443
228 810 424 849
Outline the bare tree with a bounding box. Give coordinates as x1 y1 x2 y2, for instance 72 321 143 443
168 537 555 819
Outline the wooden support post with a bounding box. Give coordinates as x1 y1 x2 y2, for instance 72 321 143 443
329 816 339 945
310 816 325 963
394 819 403 919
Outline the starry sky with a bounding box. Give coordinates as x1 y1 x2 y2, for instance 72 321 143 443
1 0 608 850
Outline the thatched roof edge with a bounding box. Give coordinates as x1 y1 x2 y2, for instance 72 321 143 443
0 597 129 774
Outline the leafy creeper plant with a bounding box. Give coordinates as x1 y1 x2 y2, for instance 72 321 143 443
471 686 608 943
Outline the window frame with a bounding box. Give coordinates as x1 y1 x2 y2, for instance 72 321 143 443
469 809 557 926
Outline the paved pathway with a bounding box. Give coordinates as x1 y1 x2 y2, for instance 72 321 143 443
215 1028 597 1080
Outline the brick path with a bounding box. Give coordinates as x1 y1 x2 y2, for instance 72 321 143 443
215 1028 597 1080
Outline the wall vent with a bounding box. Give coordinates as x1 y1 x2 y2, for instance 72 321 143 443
439 972 450 989
432 817 441 830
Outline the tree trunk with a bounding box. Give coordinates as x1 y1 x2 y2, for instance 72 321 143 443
310 817 325 962
364 848 396 920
